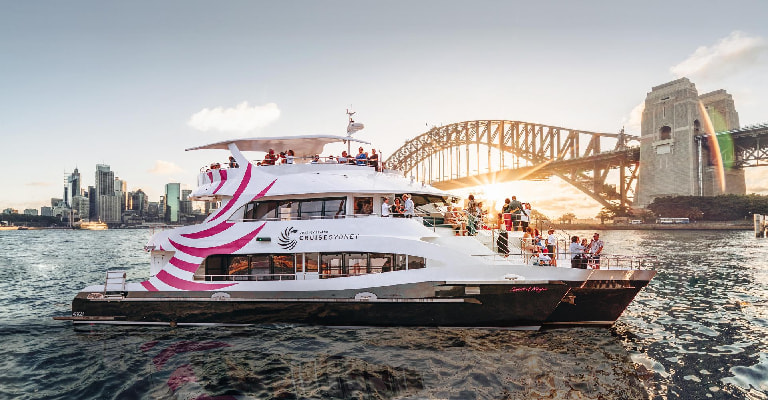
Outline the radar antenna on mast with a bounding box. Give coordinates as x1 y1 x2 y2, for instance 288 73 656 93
345 108 365 154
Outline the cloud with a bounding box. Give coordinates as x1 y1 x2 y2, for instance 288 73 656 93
188 102 280 133
25 182 53 187
621 102 645 136
148 160 184 175
670 31 768 81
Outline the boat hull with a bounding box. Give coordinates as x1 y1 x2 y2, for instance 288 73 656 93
68 282 572 328
543 277 654 327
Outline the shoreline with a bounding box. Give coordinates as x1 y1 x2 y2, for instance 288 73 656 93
541 221 752 231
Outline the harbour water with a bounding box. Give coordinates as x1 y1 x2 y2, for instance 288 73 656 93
0 229 766 399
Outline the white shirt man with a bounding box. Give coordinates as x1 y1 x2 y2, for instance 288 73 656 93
403 195 415 217
381 198 391 217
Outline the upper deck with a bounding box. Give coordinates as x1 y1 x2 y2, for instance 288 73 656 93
188 135 451 202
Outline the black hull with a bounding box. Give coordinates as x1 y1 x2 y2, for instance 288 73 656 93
68 282 571 328
543 279 652 327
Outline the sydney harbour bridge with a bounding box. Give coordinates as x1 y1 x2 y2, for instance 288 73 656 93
383 119 768 210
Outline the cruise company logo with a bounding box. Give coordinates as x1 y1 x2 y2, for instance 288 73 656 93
276 227 360 250
277 227 298 250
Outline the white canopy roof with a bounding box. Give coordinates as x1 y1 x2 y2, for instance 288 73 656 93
185 135 371 155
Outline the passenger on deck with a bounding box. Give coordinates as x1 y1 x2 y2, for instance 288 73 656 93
520 203 531 231
588 233 604 269
570 236 586 269
311 154 320 164
466 194 477 235
228 156 239 168
263 149 277 165
403 194 415 218
285 149 295 164
546 229 557 266
325 155 336 163
368 149 379 170
355 147 368 166
337 151 349 164
381 197 391 217
392 197 404 217
509 196 523 231
501 198 513 231
522 227 537 253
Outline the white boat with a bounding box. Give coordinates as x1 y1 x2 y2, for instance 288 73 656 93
73 220 108 230
56 115 655 328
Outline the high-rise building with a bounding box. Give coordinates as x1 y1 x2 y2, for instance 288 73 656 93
132 189 147 216
165 183 181 223
95 164 114 195
115 177 127 212
94 164 120 223
40 206 52 217
67 168 81 206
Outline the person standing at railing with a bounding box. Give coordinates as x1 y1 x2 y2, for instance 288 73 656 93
501 198 513 231
381 197 391 217
570 236 586 269
546 229 558 266
403 194 415 218
509 196 523 231
466 194 477 235
588 233 604 269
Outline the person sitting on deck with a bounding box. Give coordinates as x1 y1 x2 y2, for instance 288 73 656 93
337 151 349 164
355 147 368 166
263 149 277 165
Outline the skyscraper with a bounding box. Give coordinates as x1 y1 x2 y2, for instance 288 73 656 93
165 183 181 223
67 168 81 206
94 164 119 223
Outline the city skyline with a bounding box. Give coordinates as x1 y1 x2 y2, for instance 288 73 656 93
2 1 768 219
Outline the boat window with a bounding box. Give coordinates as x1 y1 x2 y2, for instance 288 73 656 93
370 253 394 273
320 253 345 277
238 197 347 221
345 253 369 275
250 255 271 278
408 194 448 207
201 251 425 281
395 254 407 271
303 252 319 272
278 201 299 220
272 254 295 277
229 256 250 277
326 198 346 218
205 255 226 278
253 202 279 220
353 197 373 215
408 255 425 270
300 200 324 219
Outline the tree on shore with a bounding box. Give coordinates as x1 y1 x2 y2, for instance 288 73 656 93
559 212 576 224
648 194 768 221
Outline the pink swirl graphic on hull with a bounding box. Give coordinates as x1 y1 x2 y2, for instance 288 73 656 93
169 257 201 273
212 169 228 194
208 163 252 222
169 224 265 259
180 221 234 239
156 270 235 291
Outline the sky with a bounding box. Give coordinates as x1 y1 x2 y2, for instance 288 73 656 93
2 0 767 219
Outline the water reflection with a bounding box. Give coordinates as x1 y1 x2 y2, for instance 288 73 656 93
67 325 645 399
1 229 767 398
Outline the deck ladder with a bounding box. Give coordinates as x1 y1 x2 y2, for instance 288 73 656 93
104 270 126 299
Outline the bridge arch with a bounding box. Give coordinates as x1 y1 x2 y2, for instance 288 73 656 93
384 120 639 209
